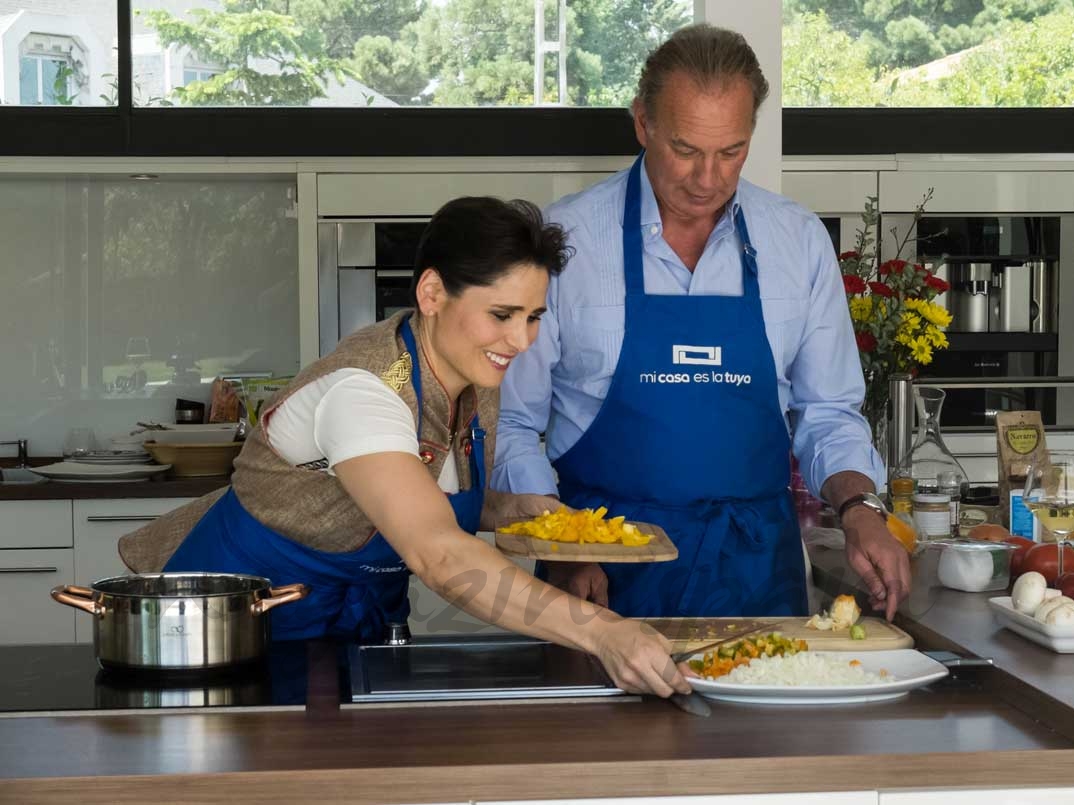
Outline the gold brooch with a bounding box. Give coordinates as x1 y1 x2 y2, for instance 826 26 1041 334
380 351 412 392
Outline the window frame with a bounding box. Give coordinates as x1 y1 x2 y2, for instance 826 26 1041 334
0 1 1071 157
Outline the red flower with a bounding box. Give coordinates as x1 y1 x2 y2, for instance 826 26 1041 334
842 274 867 294
924 275 950 293
914 263 927 273
838 250 861 261
855 332 877 353
878 259 907 276
868 281 895 298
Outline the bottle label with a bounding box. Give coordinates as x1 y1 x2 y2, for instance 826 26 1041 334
1010 490 1041 541
913 508 950 539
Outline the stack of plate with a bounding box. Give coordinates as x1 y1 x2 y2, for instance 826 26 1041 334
64 449 153 465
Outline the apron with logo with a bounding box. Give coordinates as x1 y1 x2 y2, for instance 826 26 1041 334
550 155 807 618
165 317 486 642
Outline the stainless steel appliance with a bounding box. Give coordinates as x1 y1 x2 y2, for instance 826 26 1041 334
948 263 992 333
51 573 308 671
1030 259 1058 333
318 220 427 356
349 635 623 702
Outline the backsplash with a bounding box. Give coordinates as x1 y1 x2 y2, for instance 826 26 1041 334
0 176 300 457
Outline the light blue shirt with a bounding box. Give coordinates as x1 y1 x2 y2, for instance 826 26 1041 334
491 160 885 500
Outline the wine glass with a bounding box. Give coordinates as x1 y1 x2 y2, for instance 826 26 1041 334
1024 450 1074 580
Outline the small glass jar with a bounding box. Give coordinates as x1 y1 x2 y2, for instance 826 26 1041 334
890 477 915 516
913 492 952 539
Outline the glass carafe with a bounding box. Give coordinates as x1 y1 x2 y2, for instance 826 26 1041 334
898 387 969 498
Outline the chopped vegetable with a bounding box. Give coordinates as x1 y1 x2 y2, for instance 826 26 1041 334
499 506 651 546
688 633 809 680
849 624 866 641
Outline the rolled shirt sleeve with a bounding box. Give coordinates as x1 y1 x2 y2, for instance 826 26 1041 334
788 218 886 499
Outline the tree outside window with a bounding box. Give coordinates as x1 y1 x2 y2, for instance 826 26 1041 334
783 0 1074 108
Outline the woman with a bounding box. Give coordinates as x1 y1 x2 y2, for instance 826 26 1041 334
119 196 689 699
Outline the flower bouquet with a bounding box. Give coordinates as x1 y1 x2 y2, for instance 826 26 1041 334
839 192 952 450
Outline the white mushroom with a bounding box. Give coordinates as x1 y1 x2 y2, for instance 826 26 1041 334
1034 595 1074 623
1044 604 1074 626
1012 572 1047 613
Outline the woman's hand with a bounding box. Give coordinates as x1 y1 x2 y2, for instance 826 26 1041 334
592 618 692 697
480 489 566 532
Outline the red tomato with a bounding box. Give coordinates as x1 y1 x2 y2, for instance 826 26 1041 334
1005 536 1036 577
1057 573 1074 600
1021 543 1074 585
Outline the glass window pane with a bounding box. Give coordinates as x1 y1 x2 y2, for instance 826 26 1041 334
0 177 300 456
133 0 693 107
783 1 1074 108
3 3 117 106
18 56 39 104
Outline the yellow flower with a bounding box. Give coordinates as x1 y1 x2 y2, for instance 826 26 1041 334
910 337 933 364
927 327 949 349
905 298 952 328
899 311 923 333
849 297 873 323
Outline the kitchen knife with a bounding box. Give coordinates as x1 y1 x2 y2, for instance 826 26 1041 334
671 620 787 664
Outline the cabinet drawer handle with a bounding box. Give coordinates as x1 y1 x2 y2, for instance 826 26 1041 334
86 515 159 523
0 566 59 574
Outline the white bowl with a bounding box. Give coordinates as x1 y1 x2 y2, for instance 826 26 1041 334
151 424 239 445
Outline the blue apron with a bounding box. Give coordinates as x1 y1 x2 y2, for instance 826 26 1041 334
165 316 486 642
551 155 807 618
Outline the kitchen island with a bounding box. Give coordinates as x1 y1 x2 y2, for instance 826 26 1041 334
3 553 1074 804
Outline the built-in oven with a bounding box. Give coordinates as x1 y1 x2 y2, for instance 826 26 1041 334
317 220 427 356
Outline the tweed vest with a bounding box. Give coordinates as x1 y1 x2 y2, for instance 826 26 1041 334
119 311 499 573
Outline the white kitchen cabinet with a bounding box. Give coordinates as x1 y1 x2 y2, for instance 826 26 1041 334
881 789 1074 804
0 548 75 644
72 497 195 643
0 500 72 549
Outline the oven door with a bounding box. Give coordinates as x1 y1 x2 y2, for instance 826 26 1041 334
922 350 1057 428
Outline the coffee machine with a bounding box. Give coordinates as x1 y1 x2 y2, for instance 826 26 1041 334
928 217 1059 334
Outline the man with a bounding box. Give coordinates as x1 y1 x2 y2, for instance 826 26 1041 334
491 24 910 620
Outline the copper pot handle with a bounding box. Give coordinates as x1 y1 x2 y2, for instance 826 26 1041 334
251 583 310 616
51 585 105 617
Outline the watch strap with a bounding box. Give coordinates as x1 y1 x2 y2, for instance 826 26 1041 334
837 493 884 521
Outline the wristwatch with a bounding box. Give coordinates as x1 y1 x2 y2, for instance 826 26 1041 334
837 492 887 522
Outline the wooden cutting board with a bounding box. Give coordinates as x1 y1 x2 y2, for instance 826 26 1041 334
641 616 914 654
494 521 678 563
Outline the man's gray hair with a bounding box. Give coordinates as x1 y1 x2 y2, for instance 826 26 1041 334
635 24 770 122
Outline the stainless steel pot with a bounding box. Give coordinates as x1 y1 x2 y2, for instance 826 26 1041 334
51 573 309 671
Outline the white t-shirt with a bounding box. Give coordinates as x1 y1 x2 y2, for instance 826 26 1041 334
264 368 460 493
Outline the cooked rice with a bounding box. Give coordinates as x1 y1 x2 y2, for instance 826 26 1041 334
716 652 890 686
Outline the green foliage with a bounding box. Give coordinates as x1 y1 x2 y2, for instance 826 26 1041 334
783 12 881 106
143 1 357 105
783 0 1074 106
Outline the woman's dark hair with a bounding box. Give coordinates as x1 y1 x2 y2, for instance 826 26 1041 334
410 197 572 304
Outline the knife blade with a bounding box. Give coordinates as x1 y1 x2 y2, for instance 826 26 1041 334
671 620 788 664
668 691 711 717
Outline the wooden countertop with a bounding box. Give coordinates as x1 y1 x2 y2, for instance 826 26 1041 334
6 551 1074 802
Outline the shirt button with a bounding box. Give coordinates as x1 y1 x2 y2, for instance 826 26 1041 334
649 225 658 235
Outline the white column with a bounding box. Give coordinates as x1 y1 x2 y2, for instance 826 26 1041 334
695 0 782 193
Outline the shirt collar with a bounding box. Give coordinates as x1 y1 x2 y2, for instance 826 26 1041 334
633 154 742 234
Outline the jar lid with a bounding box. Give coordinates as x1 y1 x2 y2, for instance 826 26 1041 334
891 477 915 494
913 493 950 503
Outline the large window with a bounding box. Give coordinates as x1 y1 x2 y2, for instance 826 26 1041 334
1 5 116 106
131 0 692 107
783 1 1074 108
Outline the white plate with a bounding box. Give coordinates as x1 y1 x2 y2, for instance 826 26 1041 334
988 596 1074 653
685 650 949 705
28 462 172 482
151 424 239 445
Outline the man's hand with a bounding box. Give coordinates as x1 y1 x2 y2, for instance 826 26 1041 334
480 489 565 532
842 507 911 621
545 562 609 607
